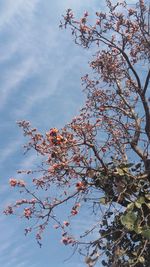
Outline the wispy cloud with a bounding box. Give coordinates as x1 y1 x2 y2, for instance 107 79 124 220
0 1 105 267
0 0 40 110
0 234 35 267
0 0 96 115
0 0 38 29
0 58 37 110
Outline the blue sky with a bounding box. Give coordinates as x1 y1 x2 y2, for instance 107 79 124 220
0 1 137 267
0 1 101 267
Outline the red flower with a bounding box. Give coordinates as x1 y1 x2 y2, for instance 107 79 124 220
71 209 78 215
9 178 17 187
76 181 86 191
49 128 58 136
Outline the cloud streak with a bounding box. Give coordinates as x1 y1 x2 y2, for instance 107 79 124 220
0 1 105 267
0 0 38 29
0 58 37 110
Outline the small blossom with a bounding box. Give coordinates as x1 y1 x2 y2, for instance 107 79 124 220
4 206 13 215
96 19 100 25
36 233 42 240
101 147 107 153
71 209 78 216
29 198 37 204
84 11 89 17
81 17 87 24
18 180 26 187
128 9 135 16
49 128 58 136
9 178 17 187
56 135 64 144
61 236 74 245
75 203 81 208
76 181 86 191
63 221 70 227
24 208 32 218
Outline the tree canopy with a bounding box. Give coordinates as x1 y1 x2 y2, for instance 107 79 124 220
5 1 150 266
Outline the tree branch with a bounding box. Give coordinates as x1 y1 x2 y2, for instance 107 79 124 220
143 69 150 95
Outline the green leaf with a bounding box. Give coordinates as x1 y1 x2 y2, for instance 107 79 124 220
141 229 150 240
139 256 145 263
135 202 142 208
132 251 137 256
146 203 150 209
134 225 142 234
116 167 125 176
99 197 107 205
145 194 150 200
127 203 134 211
119 163 134 168
135 196 145 209
120 212 137 230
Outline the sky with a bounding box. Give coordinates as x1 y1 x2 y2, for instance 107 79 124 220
0 1 104 267
0 1 138 267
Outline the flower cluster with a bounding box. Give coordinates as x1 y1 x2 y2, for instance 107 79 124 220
71 203 80 216
9 178 25 187
61 236 75 245
16 198 37 206
4 206 13 215
47 128 65 146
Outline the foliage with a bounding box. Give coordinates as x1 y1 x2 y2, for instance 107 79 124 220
4 1 150 266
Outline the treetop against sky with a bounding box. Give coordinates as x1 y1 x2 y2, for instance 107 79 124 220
2 0 150 267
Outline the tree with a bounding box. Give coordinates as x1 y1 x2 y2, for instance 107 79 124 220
5 0 150 266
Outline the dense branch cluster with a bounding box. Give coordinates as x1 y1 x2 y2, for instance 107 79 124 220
4 1 150 266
